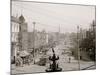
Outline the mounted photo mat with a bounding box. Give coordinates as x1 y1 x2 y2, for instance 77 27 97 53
11 0 96 74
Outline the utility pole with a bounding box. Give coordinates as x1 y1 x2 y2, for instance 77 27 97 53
59 25 60 33
33 22 36 64
77 25 80 70
58 25 60 45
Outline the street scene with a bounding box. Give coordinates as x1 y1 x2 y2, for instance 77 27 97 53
11 1 96 75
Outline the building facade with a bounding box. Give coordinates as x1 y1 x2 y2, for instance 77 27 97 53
11 14 28 58
19 15 28 51
11 16 20 58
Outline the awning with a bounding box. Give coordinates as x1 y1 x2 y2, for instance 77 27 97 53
19 51 29 57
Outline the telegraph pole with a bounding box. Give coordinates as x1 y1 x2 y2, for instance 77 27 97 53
58 25 60 45
59 25 60 33
33 22 36 64
77 25 80 70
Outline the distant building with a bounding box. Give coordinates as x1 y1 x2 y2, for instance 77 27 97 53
47 32 63 47
28 30 48 52
28 32 34 50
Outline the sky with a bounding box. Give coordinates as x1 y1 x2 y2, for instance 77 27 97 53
11 1 95 33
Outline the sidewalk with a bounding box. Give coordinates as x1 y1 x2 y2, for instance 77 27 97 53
11 64 46 74
59 54 96 71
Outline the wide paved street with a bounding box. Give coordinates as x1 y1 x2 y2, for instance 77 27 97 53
11 43 96 74
11 47 96 74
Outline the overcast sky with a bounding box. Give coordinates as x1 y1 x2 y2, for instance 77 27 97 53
12 1 95 33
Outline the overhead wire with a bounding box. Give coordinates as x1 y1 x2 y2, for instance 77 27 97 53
12 2 75 32
12 2 74 26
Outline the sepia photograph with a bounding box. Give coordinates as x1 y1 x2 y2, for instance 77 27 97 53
11 0 96 74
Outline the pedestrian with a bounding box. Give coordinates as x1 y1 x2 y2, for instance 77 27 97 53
68 57 71 63
15 53 23 67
